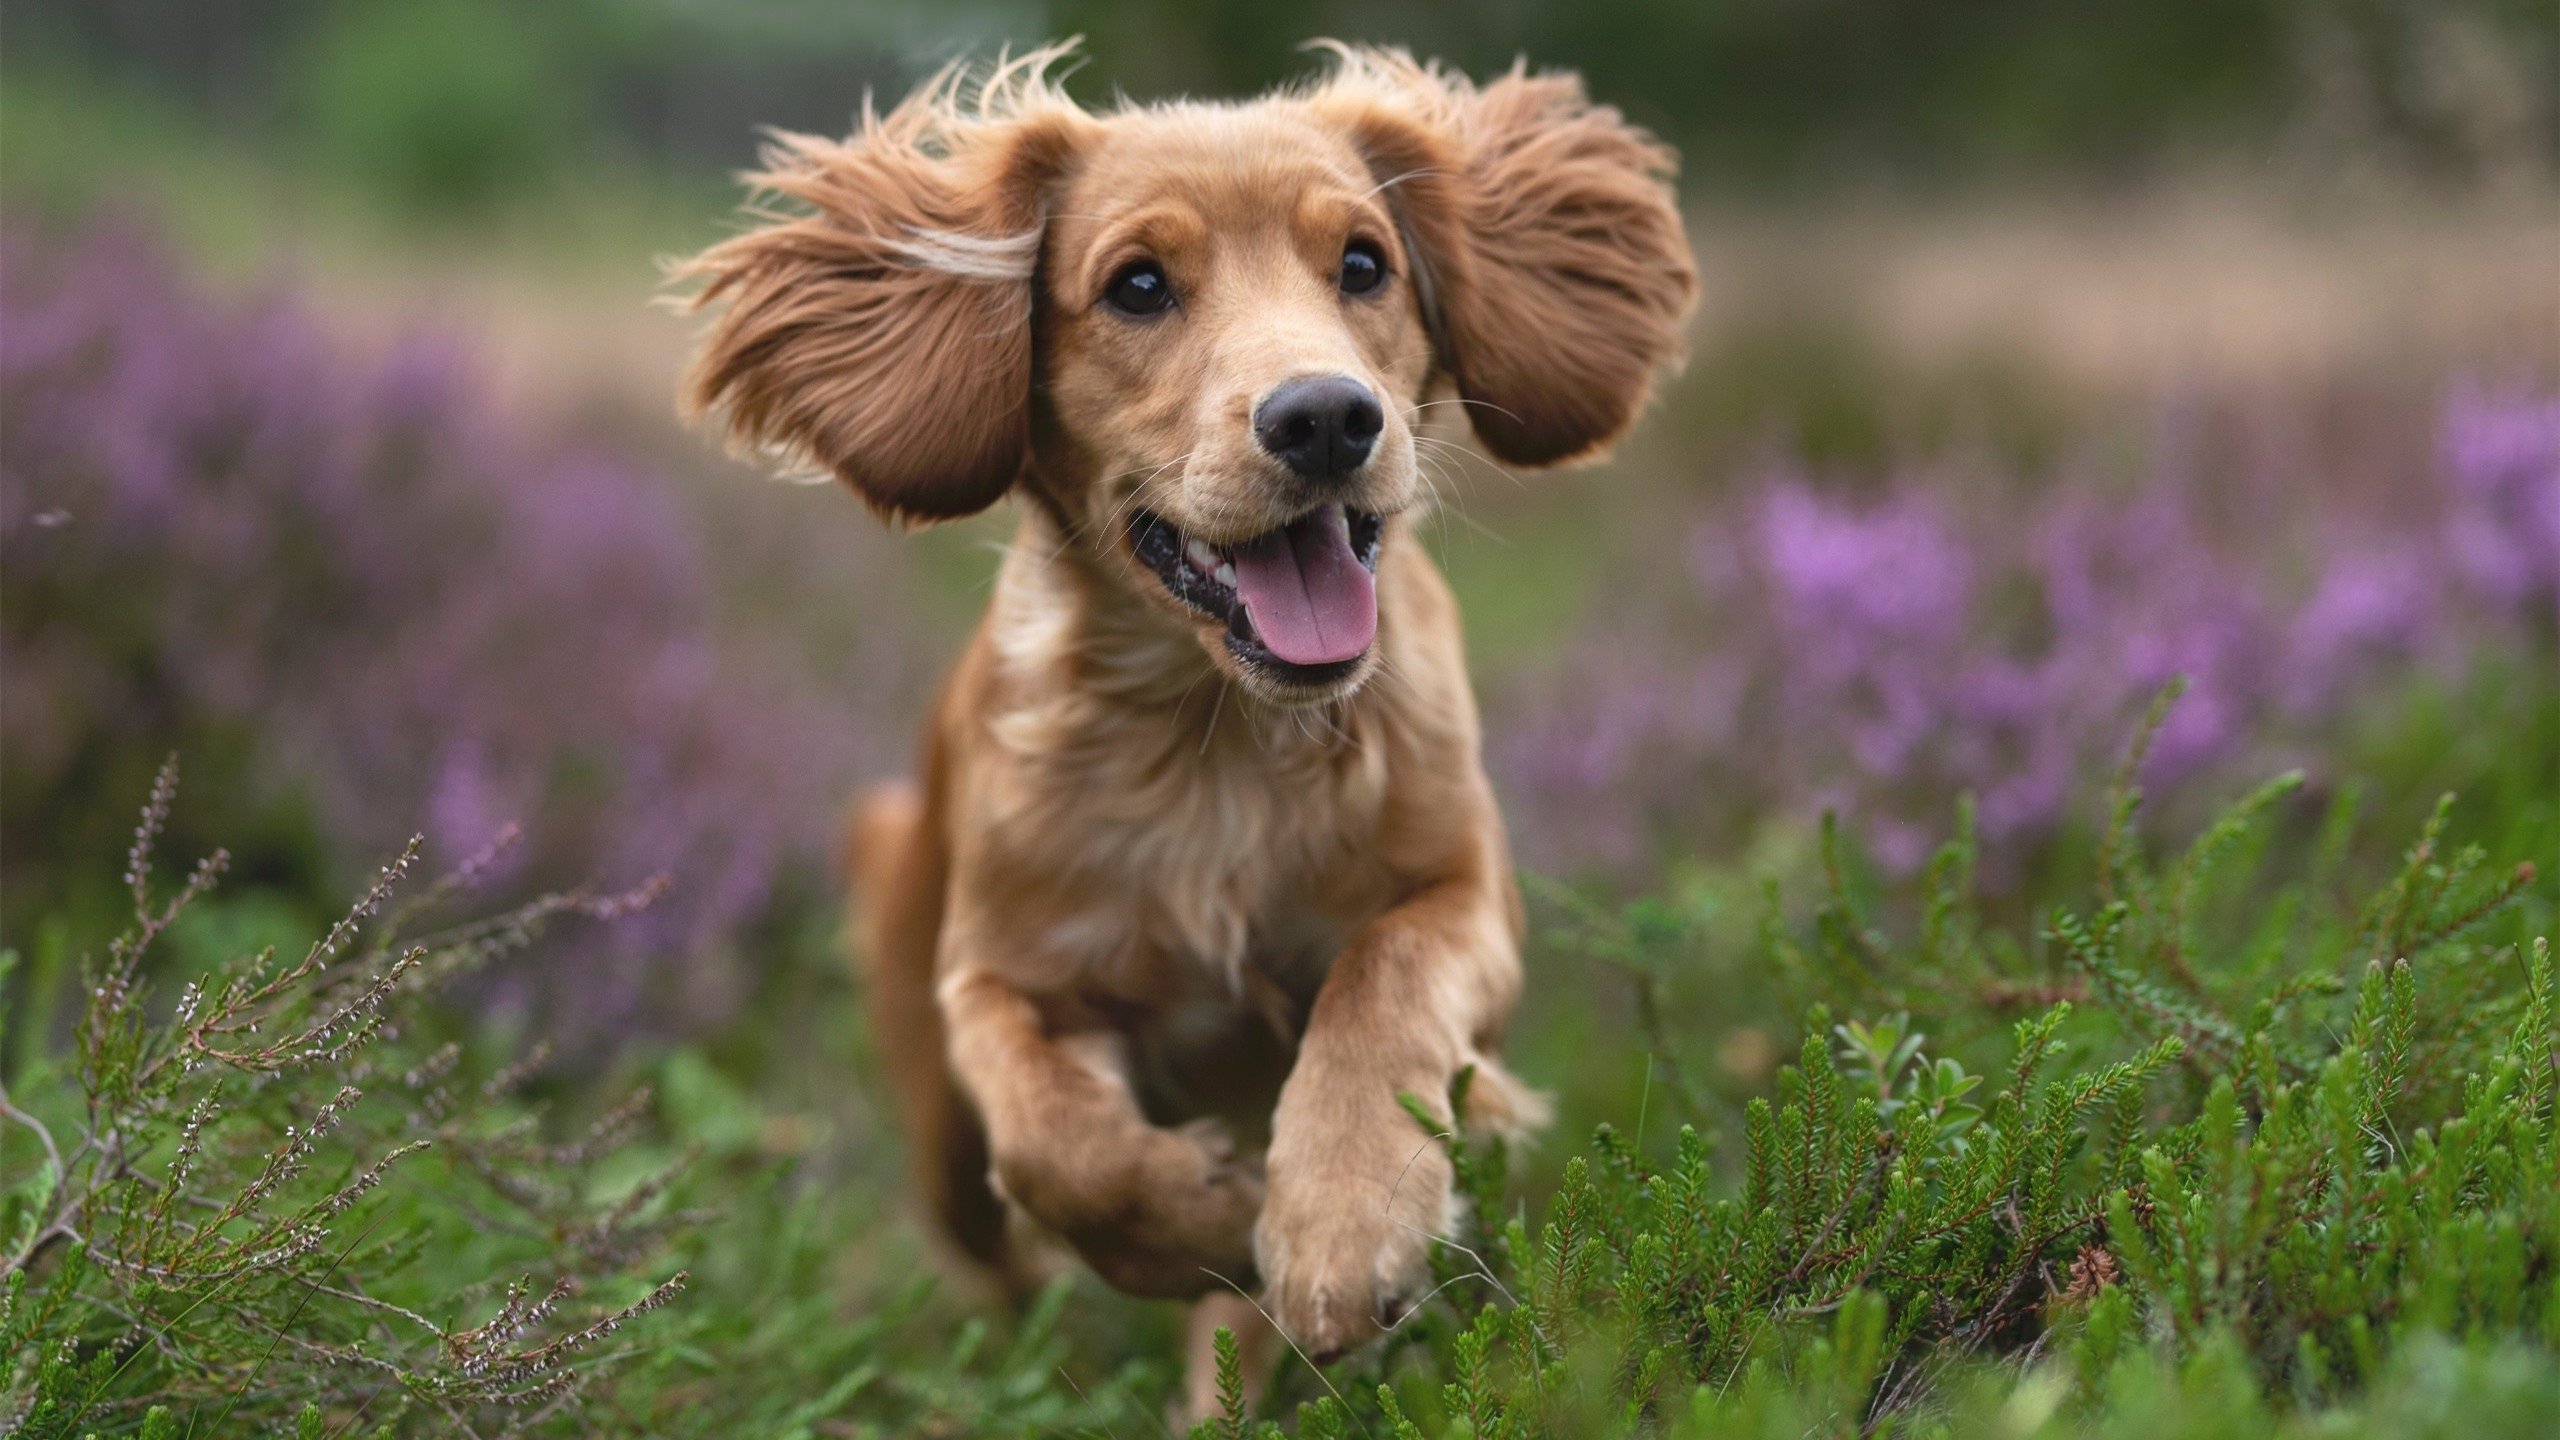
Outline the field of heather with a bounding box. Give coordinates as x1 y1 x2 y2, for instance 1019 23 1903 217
4 7 2557 1437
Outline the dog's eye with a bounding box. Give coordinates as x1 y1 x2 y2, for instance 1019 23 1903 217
1103 260 1173 316
1338 240 1387 296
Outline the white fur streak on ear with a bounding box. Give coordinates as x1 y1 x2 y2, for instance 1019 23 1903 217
673 45 1091 523
888 228 1043 283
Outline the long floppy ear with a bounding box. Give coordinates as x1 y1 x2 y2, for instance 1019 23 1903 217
1314 49 1698 468
674 51 1089 522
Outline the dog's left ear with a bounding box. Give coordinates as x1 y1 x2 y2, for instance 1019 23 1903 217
1317 50 1699 468
675 55 1088 522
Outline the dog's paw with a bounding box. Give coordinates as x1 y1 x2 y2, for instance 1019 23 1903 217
1170 1116 1257 1174
993 1115 1264 1298
1256 1121 1451 1362
1113 1119 1269 1295
1148 1118 1267 1258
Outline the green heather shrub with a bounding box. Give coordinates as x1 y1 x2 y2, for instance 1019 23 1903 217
4 695 2552 1436
0 760 686 1436
0 761 1168 1438
1198 694 2555 1438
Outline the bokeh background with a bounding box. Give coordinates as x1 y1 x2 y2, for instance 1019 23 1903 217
3 0 2556 1419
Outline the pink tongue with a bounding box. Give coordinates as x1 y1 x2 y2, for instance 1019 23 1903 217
1228 507 1377 666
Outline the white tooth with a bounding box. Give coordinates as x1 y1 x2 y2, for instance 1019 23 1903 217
1214 562 1236 588
1186 539 1219 571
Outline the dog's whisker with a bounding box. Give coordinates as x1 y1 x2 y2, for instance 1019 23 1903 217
1413 459 1459 554
1169 658 1218 731
1304 699 1356 751
1040 451 1201 568
1409 450 1498 553
1406 394 1528 427
1197 677 1229 757
1360 647 1423 706
1412 431 1526 498
1096 452 1197 531
1353 164 1446 207
1418 463 1504 548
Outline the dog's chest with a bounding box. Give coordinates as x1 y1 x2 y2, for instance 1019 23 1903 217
992 699 1393 995
1023 773 1359 1133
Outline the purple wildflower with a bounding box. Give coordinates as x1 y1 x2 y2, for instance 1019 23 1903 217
1491 386 2560 884
2439 385 2560 619
1 223 916 1042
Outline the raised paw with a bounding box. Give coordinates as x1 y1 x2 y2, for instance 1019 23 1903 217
998 1115 1264 1299
1256 1114 1453 1361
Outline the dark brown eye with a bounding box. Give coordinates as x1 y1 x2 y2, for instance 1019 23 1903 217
1104 260 1173 316
1339 240 1386 296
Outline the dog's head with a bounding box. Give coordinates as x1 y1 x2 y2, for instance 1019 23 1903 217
680 44 1695 704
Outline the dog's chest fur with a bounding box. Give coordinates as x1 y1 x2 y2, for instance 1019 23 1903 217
962 538 1405 1031
986 678 1392 995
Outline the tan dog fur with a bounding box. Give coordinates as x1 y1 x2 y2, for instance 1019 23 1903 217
677 42 1694 1406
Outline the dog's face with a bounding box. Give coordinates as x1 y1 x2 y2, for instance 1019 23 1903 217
1039 109 1432 696
681 46 1696 704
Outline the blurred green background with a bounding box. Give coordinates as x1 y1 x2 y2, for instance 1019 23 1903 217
10 0 2551 424
9 0 2557 205
9 0 2551 457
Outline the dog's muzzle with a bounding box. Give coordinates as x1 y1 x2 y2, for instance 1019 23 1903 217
1131 503 1386 685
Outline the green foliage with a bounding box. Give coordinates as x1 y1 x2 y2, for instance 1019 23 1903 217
1274 703 2552 1435
295 0 583 210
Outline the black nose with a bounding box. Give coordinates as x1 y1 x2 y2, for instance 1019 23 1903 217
1252 375 1383 481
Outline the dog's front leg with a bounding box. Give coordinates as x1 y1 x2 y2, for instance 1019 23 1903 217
1257 874 1531 1360
941 966 1264 1298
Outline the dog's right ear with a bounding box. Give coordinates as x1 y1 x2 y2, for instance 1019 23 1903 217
675 55 1089 523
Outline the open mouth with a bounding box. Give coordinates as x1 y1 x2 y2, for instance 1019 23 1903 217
1130 503 1385 685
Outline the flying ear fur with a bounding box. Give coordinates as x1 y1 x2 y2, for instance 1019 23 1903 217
1314 47 1699 468
675 51 1089 522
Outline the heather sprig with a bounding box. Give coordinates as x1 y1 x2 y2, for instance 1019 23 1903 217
1 769 1183 1439
1 768 689 1436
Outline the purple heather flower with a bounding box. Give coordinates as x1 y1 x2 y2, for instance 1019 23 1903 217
2281 546 2441 712
1758 483 1973 661
2 223 912 1043
1491 384 2558 885
2440 385 2560 617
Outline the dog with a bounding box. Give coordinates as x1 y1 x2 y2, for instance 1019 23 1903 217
675 41 1693 1412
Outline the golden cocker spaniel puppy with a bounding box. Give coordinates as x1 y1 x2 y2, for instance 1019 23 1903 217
677 40 1693 1408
